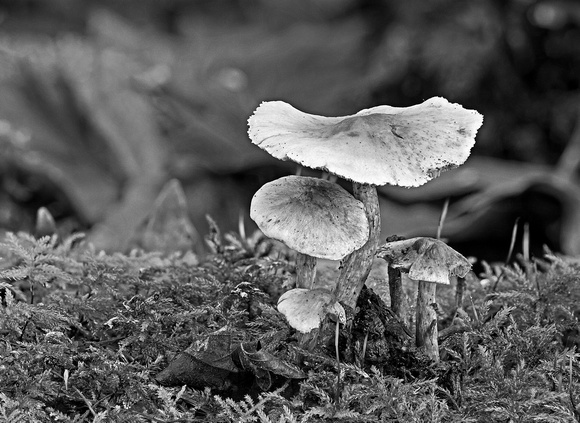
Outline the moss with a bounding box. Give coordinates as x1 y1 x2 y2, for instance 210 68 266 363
0 229 579 422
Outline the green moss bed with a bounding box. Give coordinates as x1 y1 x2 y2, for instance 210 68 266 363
1 224 579 422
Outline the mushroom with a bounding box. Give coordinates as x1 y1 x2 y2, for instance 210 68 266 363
35 207 57 238
250 175 369 289
376 237 471 362
277 288 345 334
248 97 483 308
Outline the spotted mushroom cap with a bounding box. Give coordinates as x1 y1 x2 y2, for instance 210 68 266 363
250 175 369 260
248 97 483 187
376 237 471 284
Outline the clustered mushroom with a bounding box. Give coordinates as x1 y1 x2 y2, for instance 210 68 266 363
248 97 483 318
376 237 471 362
250 175 369 290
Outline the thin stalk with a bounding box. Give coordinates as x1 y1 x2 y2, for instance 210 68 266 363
295 253 317 289
436 198 450 240
361 331 369 367
492 217 519 291
334 320 341 405
416 280 439 362
522 222 530 261
335 183 380 308
388 265 409 328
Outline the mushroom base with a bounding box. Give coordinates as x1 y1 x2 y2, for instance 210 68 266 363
416 281 439 362
295 253 317 289
335 183 380 308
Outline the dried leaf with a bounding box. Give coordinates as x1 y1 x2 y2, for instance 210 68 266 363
231 341 306 390
156 332 238 390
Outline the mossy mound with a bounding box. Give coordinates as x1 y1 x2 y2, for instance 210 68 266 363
1 228 579 422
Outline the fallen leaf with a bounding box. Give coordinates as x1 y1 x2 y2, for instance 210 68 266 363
155 332 238 390
231 341 306 390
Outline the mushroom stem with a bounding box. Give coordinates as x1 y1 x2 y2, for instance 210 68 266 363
416 280 439 362
295 253 317 289
335 183 380 308
388 266 409 328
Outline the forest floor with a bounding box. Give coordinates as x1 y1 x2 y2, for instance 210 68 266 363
1 223 579 422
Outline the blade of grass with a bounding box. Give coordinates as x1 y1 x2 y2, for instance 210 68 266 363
436 198 450 240
492 217 520 291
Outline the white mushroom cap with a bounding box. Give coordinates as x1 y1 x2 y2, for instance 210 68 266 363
250 175 369 260
277 288 345 333
248 97 483 187
376 237 471 284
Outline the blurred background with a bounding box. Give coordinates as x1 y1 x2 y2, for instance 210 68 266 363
0 0 579 262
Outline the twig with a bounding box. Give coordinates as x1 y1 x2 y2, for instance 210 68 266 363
74 387 96 418
435 386 460 411
492 217 520 291
361 331 369 367
239 380 291 419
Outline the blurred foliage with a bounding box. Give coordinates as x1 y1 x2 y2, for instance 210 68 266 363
0 0 579 259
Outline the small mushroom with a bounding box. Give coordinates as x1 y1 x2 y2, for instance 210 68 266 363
248 97 483 308
277 288 345 333
35 207 57 238
376 237 471 362
250 175 369 289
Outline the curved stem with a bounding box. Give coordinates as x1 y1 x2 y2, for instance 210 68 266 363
335 183 380 308
295 253 317 289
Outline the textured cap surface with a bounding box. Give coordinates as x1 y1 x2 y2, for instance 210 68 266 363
250 175 369 260
277 288 345 333
376 237 471 284
248 97 483 186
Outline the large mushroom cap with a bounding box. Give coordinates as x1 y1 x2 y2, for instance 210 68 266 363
250 175 369 260
248 97 483 187
376 237 471 284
